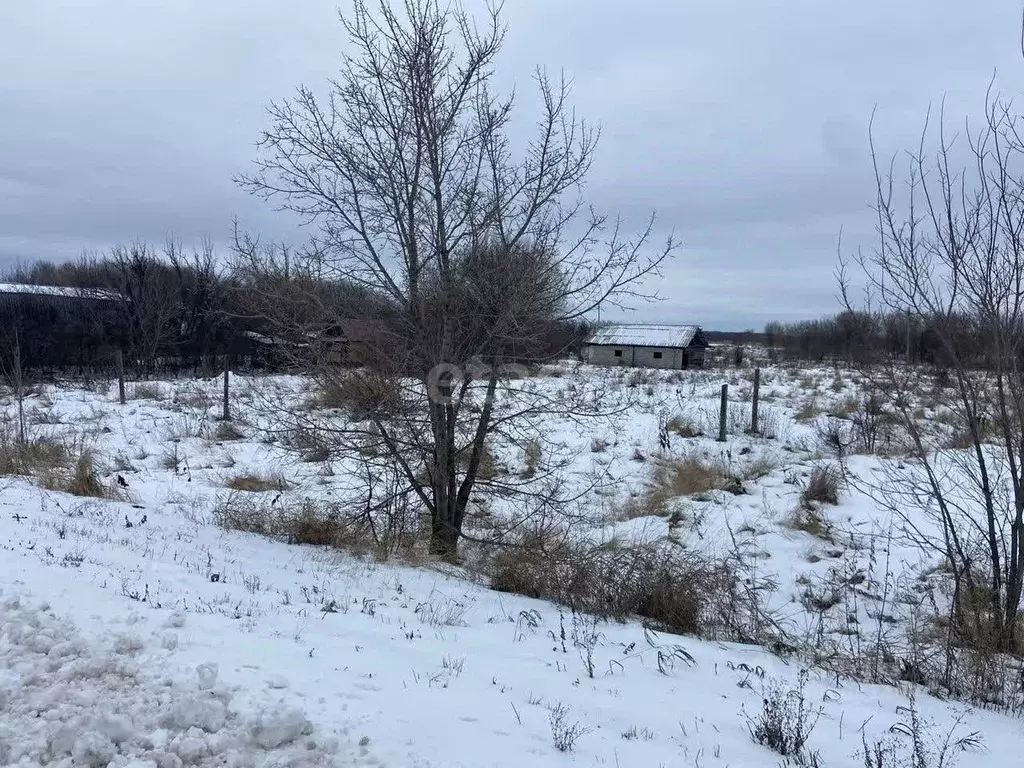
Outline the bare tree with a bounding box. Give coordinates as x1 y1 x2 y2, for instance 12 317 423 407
237 0 674 558
841 93 1024 653
0 323 27 446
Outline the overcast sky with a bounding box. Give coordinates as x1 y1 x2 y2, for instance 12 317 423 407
2 1 1022 329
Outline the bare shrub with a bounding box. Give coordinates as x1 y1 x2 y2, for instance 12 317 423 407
315 371 401 420
860 692 982 768
521 439 542 479
745 669 822 766
161 444 183 472
800 465 841 507
284 423 332 462
489 533 733 637
848 391 899 455
815 416 854 458
213 489 418 559
548 701 588 753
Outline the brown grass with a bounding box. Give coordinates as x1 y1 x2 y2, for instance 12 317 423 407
742 455 780 482
0 426 122 499
795 401 824 422
521 439 542 478
800 465 841 507
617 455 738 520
462 442 497 482
665 415 703 438
0 431 67 476
787 506 832 541
127 382 163 400
654 455 732 497
828 396 860 419
488 533 736 638
213 492 419 560
284 424 332 462
225 471 289 493
214 420 246 441
316 371 401 420
215 493 346 544
39 449 123 500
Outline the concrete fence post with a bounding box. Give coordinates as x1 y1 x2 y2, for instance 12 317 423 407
718 383 728 442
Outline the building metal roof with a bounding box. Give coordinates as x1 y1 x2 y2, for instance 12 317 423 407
0 282 118 302
585 324 705 348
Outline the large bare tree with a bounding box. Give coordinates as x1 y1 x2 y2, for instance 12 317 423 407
237 0 674 558
842 93 1024 654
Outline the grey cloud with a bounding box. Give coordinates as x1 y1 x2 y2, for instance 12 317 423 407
1 0 1021 328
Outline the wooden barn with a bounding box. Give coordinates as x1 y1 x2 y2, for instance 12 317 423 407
582 324 709 369
0 282 124 370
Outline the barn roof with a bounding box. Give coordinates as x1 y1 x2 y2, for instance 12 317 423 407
585 324 706 348
0 282 118 302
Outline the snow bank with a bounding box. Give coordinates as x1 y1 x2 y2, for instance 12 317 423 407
0 593 351 767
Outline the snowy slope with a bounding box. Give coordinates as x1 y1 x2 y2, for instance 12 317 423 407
0 368 1018 767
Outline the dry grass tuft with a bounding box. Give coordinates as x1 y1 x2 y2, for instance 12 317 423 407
742 454 780 482
654 455 732 498
214 420 246 441
213 492 418 560
618 454 739 520
800 465 841 507
127 382 163 401
795 401 824 422
0 431 67 477
285 423 332 462
214 493 347 545
462 442 497 481
665 415 703 438
39 448 123 500
316 371 401 420
1 425 121 499
225 471 289 493
488 532 737 638
787 506 832 541
521 439 542 478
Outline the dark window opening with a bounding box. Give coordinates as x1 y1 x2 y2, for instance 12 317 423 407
613 349 623 357
653 351 663 359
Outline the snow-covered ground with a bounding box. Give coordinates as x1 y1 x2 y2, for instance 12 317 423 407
1 364 1019 766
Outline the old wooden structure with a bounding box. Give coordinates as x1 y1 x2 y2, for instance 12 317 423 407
582 324 709 369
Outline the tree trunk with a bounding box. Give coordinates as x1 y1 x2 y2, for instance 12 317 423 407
429 515 460 561
429 375 459 561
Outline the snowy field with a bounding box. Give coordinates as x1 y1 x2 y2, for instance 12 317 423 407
1 362 1020 767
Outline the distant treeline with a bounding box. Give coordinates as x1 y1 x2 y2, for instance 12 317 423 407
703 330 767 345
0 243 592 378
2 244 250 376
764 311 994 366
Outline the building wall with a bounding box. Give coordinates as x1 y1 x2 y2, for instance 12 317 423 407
583 344 705 369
